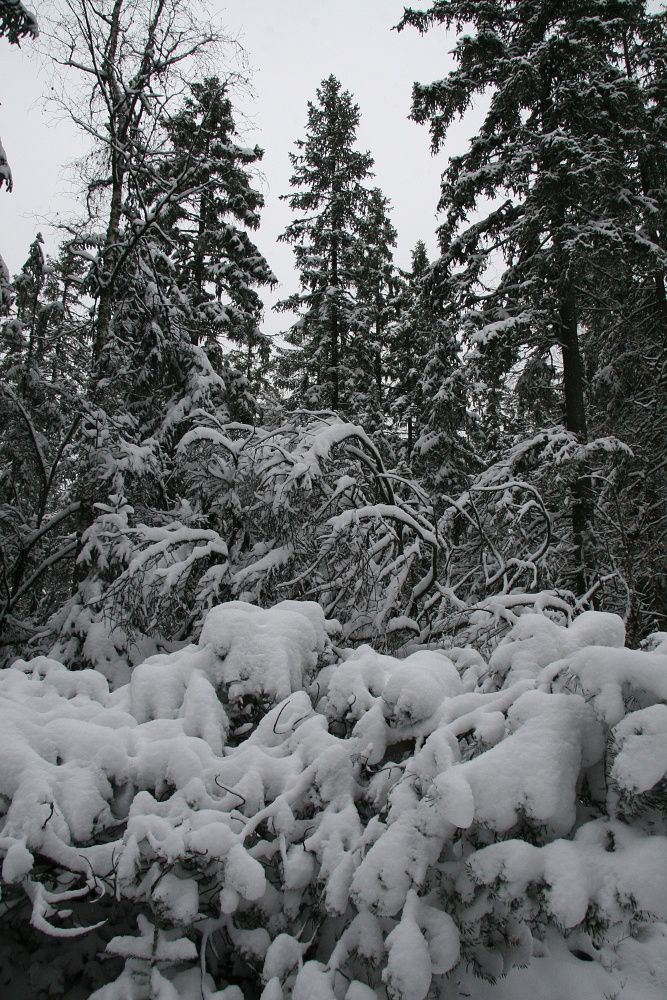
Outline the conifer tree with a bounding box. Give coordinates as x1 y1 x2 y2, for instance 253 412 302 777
160 77 276 409
348 187 398 432
0 236 88 647
0 1 279 658
0 0 36 44
399 0 667 594
13 233 45 374
97 75 277 440
387 241 430 458
276 75 374 414
388 241 470 490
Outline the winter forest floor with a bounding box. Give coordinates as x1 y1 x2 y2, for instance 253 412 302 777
1 598 666 1000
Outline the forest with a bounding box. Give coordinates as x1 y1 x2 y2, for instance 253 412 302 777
0 1 666 998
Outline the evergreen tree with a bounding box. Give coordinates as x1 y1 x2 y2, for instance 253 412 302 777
160 77 276 411
348 187 398 432
399 0 667 595
0 236 88 647
0 1 279 660
0 0 37 44
414 271 471 494
387 241 431 458
387 241 471 490
98 81 276 445
276 75 374 414
13 233 45 375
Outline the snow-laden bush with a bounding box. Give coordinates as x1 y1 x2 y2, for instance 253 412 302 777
51 413 444 672
1 600 666 999
57 413 568 677
27 412 648 681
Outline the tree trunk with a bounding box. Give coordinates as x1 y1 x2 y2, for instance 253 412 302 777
74 0 124 588
330 239 340 412
93 179 124 375
190 131 211 348
558 271 593 595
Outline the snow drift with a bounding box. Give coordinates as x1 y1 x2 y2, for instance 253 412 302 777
0 600 665 999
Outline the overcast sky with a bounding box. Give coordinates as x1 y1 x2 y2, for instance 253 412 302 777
0 1 479 335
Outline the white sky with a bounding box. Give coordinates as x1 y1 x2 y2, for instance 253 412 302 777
0 1 480 335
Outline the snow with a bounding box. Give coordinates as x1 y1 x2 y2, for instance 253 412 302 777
544 644 667 726
106 915 198 961
198 599 329 704
488 609 625 688
152 872 199 924
1 600 665 999
454 926 666 1000
328 502 438 547
457 689 603 835
1 839 34 882
0 137 13 192
225 842 267 900
383 894 433 1000
610 705 667 795
263 934 304 982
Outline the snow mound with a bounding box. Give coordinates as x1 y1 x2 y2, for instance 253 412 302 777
198 599 328 704
0 602 665 1000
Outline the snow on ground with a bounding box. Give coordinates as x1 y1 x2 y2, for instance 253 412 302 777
0 600 665 999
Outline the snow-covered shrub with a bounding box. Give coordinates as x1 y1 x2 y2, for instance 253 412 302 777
1 599 665 999
30 412 644 679
172 414 579 654
63 412 445 667
432 426 663 644
177 410 440 642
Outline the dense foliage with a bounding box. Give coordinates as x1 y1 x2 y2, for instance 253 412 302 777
399 0 667 630
0 1 666 997
2 0 665 663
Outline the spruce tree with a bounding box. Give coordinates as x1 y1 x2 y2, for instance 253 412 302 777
387 241 430 458
160 77 276 408
0 0 37 44
388 241 470 491
0 237 88 647
0 1 280 659
348 187 398 432
100 76 277 440
276 75 374 414
399 0 667 595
